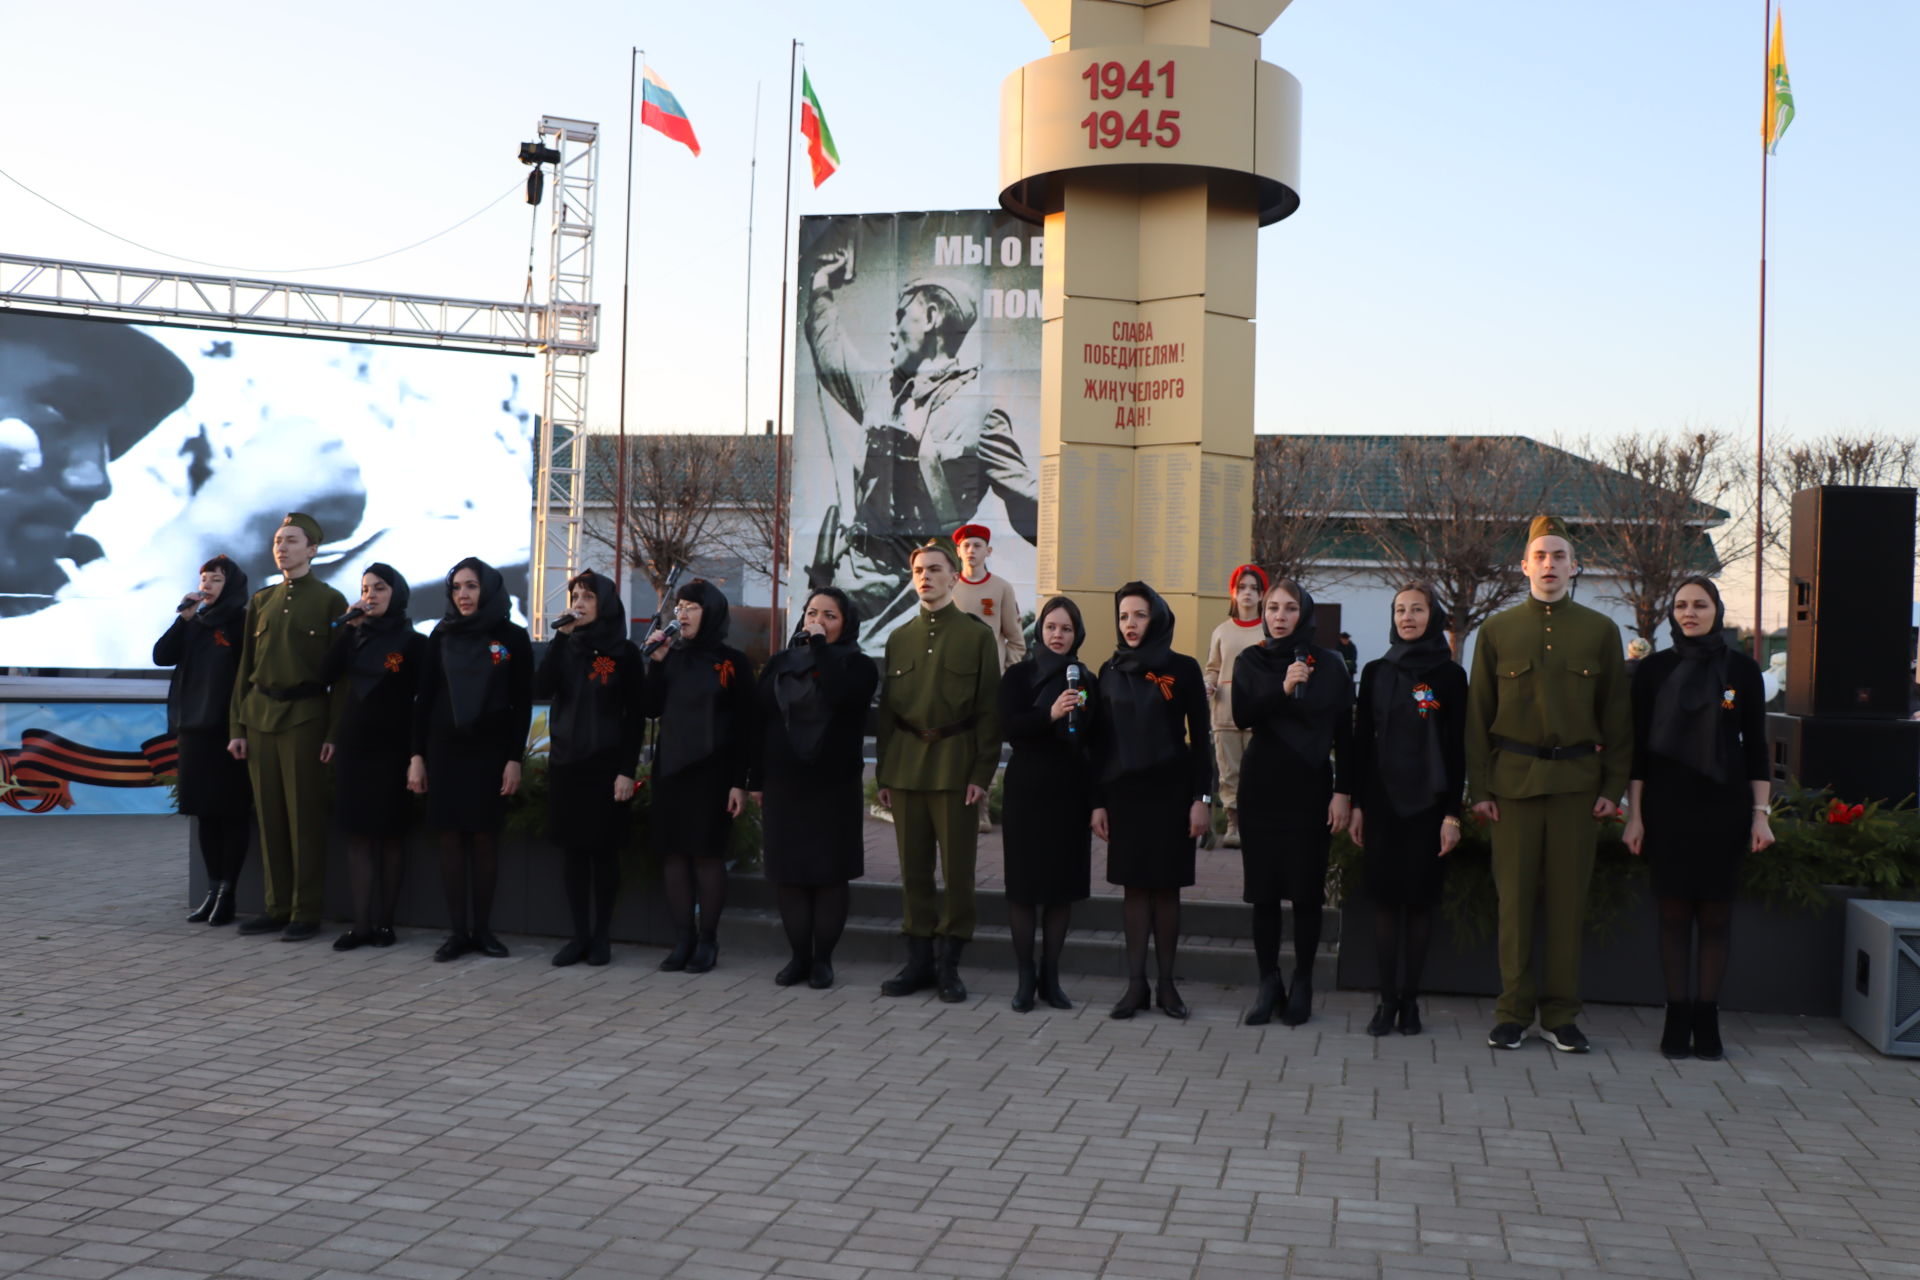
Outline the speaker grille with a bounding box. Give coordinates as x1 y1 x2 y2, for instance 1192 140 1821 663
1895 932 1920 1047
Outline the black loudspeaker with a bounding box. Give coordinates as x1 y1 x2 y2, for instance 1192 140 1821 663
1786 485 1916 718
1767 713 1920 807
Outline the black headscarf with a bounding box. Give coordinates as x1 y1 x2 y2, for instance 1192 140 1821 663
1236 580 1345 764
346 561 413 699
562 570 627 652
434 557 512 730
1373 585 1454 815
1028 595 1087 710
657 579 738 775
773 586 861 762
194 554 249 630
1104 583 1182 776
1650 576 1732 780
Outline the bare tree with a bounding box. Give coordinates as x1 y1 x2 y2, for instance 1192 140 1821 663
583 434 746 599
1572 430 1754 641
1251 435 1353 590
1764 431 1919 552
1352 436 1572 655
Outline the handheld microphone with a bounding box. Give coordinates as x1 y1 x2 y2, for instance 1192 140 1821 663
549 611 579 632
1291 646 1312 700
1065 663 1082 733
177 592 205 614
790 623 812 648
331 604 369 628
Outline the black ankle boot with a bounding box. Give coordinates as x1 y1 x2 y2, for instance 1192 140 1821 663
1011 960 1037 1012
1282 969 1314 1026
937 939 968 1003
1037 960 1073 1010
552 938 589 967
881 936 936 996
1366 996 1396 1037
1691 1001 1723 1061
1244 973 1285 1026
187 882 220 923
1396 995 1422 1035
1659 1002 1691 1058
207 881 236 926
659 933 695 971
774 952 811 986
686 936 718 974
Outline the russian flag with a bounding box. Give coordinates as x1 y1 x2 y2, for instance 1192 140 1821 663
641 65 701 157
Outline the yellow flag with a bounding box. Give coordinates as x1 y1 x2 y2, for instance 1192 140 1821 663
1764 9 1795 154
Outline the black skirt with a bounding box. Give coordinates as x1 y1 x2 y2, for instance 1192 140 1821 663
1238 737 1334 906
1360 800 1449 908
1641 758 1750 900
1002 747 1092 905
761 766 863 886
1103 758 1195 890
175 728 252 817
425 733 510 833
332 742 412 835
651 756 734 859
548 758 634 850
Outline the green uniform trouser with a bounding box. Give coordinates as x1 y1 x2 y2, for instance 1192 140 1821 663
1491 790 1598 1028
891 788 979 941
246 719 331 923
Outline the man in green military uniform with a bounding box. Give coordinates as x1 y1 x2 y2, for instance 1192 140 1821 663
1467 515 1632 1053
875 541 1001 1002
227 512 348 940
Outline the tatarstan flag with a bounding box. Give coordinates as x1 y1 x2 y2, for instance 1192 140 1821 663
800 69 839 187
1763 9 1794 154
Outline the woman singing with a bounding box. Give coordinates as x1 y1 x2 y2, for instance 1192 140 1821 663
750 587 879 990
409 558 532 962
644 579 756 974
1623 577 1772 1060
1090 583 1212 1020
1348 585 1466 1035
1233 579 1352 1028
321 563 424 950
154 554 251 926
998 595 1098 1011
536 569 645 967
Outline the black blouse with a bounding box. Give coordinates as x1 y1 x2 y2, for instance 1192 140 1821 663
1231 642 1354 795
998 657 1099 761
1349 658 1468 818
1088 652 1212 802
153 608 247 734
412 621 534 765
533 637 647 773
321 627 427 751
643 642 757 785
1629 648 1769 788
747 636 880 790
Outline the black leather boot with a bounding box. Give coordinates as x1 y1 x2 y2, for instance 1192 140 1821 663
1366 998 1396 1037
1037 960 1073 1010
1660 1001 1692 1058
659 933 695 972
1244 973 1285 1026
1281 969 1314 1026
1011 959 1036 1012
1691 1001 1723 1061
207 881 236 926
936 939 968 1003
187 882 221 923
880 936 936 996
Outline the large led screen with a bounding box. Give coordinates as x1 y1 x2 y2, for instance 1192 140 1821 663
0 312 535 669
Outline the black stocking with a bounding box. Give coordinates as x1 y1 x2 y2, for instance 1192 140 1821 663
1656 896 1694 1001
199 814 250 882
1040 904 1070 973
776 884 813 961
1293 902 1323 974
662 854 695 940
1373 904 1402 998
1009 901 1038 972
1251 901 1283 978
1150 888 1180 987
814 883 849 962
563 845 594 942
438 832 470 933
1121 888 1151 988
468 832 499 932
695 858 728 941
1400 907 1433 998
1696 900 1733 1002
348 835 377 933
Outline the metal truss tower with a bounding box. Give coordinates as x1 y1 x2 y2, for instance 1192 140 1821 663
530 116 600 640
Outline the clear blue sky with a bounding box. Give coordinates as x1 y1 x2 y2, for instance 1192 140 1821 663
3 1 1914 450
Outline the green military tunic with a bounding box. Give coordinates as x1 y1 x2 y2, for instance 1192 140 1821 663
1466 594 1633 1029
229 573 348 924
876 602 1001 939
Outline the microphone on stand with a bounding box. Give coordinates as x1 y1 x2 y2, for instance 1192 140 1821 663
1291 645 1312 700
331 604 369 628
1065 663 1082 734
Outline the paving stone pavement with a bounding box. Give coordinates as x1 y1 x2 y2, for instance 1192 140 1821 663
2 816 1917 1280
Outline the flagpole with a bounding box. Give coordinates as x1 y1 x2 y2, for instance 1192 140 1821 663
616 46 641 602
744 80 761 435
770 39 799 657
1752 3 1770 663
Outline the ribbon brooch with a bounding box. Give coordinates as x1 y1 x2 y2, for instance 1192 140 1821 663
1721 686 1736 710
590 655 617 685
384 652 405 673
488 641 509 666
1412 683 1439 718
1145 672 1176 702
716 658 736 689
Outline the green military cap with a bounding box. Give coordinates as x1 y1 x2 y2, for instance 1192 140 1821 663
1526 514 1571 546
280 512 324 544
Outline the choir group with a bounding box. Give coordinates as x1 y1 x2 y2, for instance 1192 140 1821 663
158 513 1772 1060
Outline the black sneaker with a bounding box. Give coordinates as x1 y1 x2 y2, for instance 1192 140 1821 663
1487 1022 1528 1050
1543 1023 1591 1054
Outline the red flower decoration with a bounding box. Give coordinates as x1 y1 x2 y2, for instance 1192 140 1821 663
383 652 404 673
1825 799 1865 826
590 655 616 685
488 641 509 666
212 631 232 647
1146 672 1176 701
1412 683 1439 718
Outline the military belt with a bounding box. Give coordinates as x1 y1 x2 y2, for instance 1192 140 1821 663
894 714 976 744
255 682 327 702
1492 735 1601 761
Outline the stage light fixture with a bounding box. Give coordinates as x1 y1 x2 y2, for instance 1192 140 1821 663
518 141 562 167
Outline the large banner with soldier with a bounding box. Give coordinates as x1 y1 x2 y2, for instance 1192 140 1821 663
790 210 1043 655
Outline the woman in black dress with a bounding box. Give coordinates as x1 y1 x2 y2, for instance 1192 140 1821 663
1624 576 1772 1060
321 563 423 950
1089 582 1212 1021
999 595 1097 1012
535 569 645 968
1347 584 1467 1036
153 554 251 925
1233 579 1353 1028
749 586 878 990
408 558 532 962
644 579 756 974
